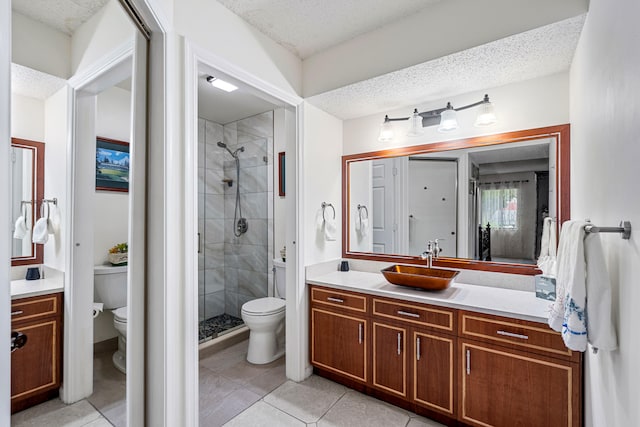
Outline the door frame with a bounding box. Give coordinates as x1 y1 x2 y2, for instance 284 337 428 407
1 0 12 423
183 39 303 424
64 36 147 427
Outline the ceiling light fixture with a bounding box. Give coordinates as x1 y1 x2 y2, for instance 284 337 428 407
377 94 496 141
206 75 238 93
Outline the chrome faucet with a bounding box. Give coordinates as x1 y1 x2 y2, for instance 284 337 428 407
420 239 443 268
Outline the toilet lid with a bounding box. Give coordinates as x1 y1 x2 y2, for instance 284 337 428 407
242 297 285 315
113 306 128 322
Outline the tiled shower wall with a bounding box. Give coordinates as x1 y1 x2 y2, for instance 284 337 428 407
198 111 274 323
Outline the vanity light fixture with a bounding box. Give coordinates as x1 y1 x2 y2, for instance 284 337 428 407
206 75 238 92
377 94 496 141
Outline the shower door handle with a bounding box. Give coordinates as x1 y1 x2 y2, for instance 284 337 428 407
198 232 202 254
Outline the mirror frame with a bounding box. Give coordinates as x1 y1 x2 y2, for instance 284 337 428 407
11 137 45 266
342 124 570 275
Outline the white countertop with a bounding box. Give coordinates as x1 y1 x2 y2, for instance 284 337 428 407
11 277 64 300
306 270 552 323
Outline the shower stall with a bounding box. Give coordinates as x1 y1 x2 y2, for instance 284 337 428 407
198 111 274 342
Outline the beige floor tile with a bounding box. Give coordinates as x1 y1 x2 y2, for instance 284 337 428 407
263 375 347 423
199 367 244 419
82 417 115 427
407 416 446 427
199 388 262 427
237 360 287 396
200 340 249 372
223 401 305 427
11 399 103 427
317 390 411 427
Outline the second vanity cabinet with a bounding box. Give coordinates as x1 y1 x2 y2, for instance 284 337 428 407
11 292 63 413
309 284 582 427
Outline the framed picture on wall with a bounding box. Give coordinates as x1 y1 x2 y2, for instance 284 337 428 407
278 151 285 197
96 137 130 192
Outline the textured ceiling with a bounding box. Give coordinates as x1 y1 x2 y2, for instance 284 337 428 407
12 0 109 35
215 0 442 59
306 15 586 120
11 63 67 100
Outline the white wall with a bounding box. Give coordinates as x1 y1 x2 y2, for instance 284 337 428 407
43 87 69 272
342 72 570 155
11 11 71 79
173 0 302 97
569 1 640 425
11 93 44 141
303 102 343 265
71 0 135 75
94 86 131 266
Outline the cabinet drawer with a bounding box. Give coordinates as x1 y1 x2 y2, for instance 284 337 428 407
310 286 367 313
11 294 61 323
372 298 454 333
460 311 576 360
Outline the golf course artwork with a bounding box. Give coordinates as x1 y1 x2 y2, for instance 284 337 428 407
96 137 130 192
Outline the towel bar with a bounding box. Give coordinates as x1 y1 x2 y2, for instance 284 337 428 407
321 202 335 221
584 221 631 239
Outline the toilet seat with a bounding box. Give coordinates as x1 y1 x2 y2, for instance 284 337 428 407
113 306 128 322
242 297 285 316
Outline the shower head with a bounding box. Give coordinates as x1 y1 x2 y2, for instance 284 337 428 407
217 141 244 159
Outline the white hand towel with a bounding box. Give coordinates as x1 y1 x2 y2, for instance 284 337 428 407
354 211 362 233
548 220 617 352
32 217 49 244
13 216 27 239
537 217 557 275
324 218 337 241
360 217 369 238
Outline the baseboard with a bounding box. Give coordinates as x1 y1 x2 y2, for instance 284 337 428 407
94 337 118 354
198 326 249 360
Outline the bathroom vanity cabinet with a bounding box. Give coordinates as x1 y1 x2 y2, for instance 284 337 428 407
309 284 582 427
11 292 63 413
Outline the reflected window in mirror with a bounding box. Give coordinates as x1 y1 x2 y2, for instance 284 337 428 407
11 138 44 266
343 125 570 275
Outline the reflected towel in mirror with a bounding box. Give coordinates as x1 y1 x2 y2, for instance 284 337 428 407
13 216 27 239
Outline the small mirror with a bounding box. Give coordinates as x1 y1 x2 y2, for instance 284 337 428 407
11 138 44 266
343 125 570 275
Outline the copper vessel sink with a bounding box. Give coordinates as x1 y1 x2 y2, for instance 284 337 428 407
381 265 459 291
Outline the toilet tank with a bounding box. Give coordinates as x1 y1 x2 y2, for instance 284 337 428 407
94 264 128 309
273 259 286 298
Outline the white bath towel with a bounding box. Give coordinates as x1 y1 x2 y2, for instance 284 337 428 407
537 217 557 275
324 217 337 241
13 216 27 239
548 220 617 352
32 217 49 245
359 217 369 238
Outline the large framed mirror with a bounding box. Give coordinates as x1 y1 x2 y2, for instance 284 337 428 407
342 124 570 275
11 138 44 266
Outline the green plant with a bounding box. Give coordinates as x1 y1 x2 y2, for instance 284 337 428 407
109 242 128 254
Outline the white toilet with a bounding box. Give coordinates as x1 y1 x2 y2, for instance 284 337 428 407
94 264 128 374
241 259 286 364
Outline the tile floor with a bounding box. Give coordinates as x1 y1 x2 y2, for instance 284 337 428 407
12 340 445 427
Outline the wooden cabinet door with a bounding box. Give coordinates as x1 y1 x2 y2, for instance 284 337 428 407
11 320 59 403
372 322 407 398
461 341 576 427
413 331 455 416
311 308 367 382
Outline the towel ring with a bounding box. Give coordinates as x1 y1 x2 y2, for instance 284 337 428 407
357 204 369 220
321 202 335 221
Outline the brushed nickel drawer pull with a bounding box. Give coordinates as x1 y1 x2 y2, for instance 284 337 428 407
327 297 344 303
466 349 471 375
416 337 421 361
358 323 363 344
397 310 420 318
397 332 402 355
497 330 529 340
11 310 24 316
